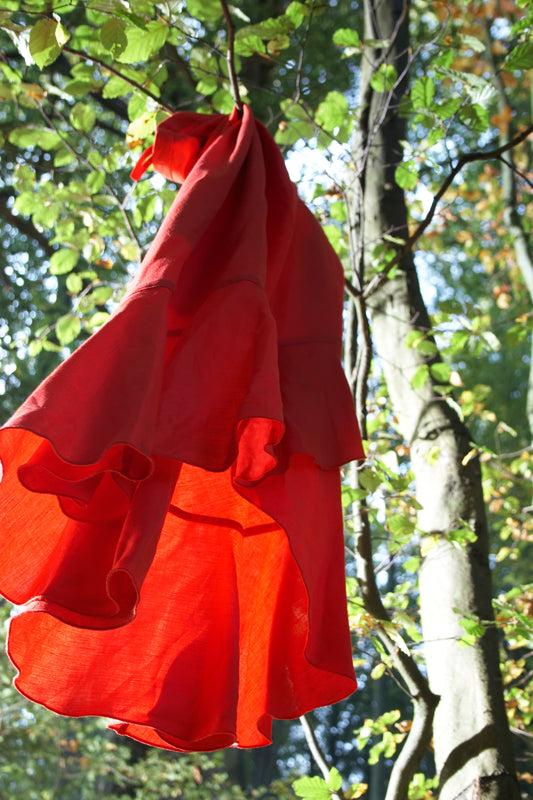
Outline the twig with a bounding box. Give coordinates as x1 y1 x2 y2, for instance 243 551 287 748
0 192 54 256
293 1 315 103
299 714 344 800
510 726 533 740
62 46 174 113
219 0 242 114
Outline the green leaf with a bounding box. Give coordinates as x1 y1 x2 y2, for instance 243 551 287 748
127 111 158 141
100 17 128 57
322 224 347 257
195 76 219 95
88 311 111 328
333 27 361 49
505 41 533 70
370 63 397 93
102 75 133 99
29 18 69 69
1 63 22 83
50 249 79 275
430 361 451 382
341 485 367 506
459 618 486 638
327 767 343 792
116 20 168 64
235 31 265 56
411 76 435 109
185 0 223 22
316 90 349 132
449 526 478 545
285 1 310 28
85 171 105 195
388 515 415 536
267 33 291 53
56 314 81 346
66 273 83 294
330 200 347 222
459 103 489 132
28 338 42 357
70 102 96 133
280 98 309 121
8 126 61 150
414 338 437 356
242 15 294 40
293 775 331 800
404 330 424 348
64 78 101 97
358 468 383 493
411 364 430 390
395 159 418 190
212 87 234 114
54 147 75 167
13 191 34 216
427 127 444 146
91 286 114 304
435 97 462 119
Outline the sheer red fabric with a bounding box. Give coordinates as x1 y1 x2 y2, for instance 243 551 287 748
0 105 364 751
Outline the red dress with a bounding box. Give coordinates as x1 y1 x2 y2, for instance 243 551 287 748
0 105 364 751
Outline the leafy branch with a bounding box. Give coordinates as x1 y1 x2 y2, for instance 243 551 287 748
363 123 533 299
62 46 175 113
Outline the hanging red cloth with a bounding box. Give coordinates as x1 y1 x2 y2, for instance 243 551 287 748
0 105 364 751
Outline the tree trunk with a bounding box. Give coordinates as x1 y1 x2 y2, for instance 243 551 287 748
349 1 520 798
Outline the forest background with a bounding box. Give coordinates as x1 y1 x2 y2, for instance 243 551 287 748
0 0 532 798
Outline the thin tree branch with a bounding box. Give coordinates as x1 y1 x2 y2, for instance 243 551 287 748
0 193 54 256
363 123 533 299
219 0 242 114
299 714 344 800
62 46 175 113
293 1 315 103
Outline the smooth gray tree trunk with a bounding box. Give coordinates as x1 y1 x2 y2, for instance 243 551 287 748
349 1 520 797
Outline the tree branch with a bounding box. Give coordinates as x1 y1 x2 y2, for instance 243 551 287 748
363 123 533 299
219 0 243 114
299 714 344 800
62 47 175 113
0 192 54 256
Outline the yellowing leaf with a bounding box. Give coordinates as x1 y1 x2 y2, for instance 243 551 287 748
371 662 386 680
55 21 69 47
347 784 368 799
29 19 69 69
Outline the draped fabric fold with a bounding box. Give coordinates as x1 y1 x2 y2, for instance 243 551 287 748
0 105 364 751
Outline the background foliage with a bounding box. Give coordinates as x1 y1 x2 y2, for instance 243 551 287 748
0 0 532 798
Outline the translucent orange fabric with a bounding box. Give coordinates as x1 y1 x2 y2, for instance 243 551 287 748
0 105 364 751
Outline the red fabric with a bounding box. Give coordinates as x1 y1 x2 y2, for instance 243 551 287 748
0 105 364 751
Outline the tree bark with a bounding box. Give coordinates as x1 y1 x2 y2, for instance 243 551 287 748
349 1 520 798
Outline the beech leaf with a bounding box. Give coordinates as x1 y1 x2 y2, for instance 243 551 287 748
29 19 69 68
